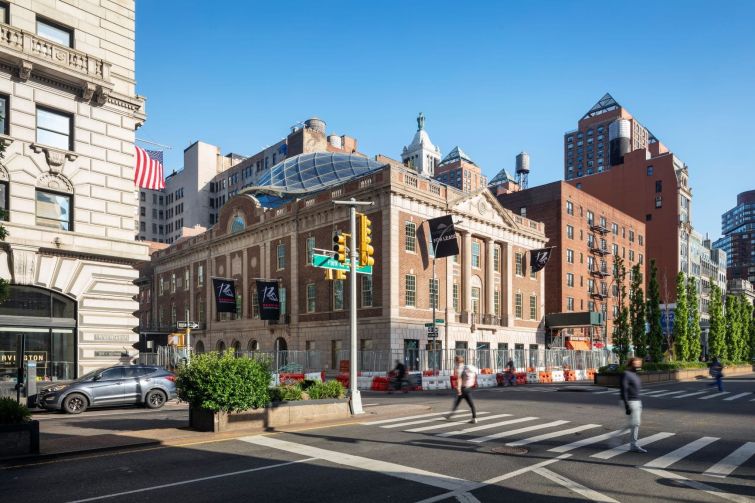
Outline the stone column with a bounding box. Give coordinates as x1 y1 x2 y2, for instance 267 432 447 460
462 231 472 317
504 242 514 327
485 238 495 319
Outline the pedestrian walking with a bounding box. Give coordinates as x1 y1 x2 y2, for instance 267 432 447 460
448 356 477 423
708 357 724 392
504 358 516 386
620 357 646 453
388 360 408 393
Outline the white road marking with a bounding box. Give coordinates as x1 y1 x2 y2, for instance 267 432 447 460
704 442 755 478
363 411 450 425
644 437 719 469
506 424 601 447
642 389 671 396
469 420 570 444
723 392 752 401
700 391 731 400
646 390 688 398
454 492 481 503
534 467 620 502
406 414 510 433
642 468 753 503
591 432 676 459
382 412 488 428
549 428 629 453
240 435 480 492
65 457 316 503
592 389 620 395
673 390 712 399
437 417 538 438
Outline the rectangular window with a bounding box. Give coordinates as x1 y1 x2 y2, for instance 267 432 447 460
494 289 500 316
333 280 344 310
586 210 594 225
567 297 574 311
530 294 537 320
0 94 8 135
405 221 416 252
515 293 523 319
453 283 459 311
429 278 438 309
638 235 644 246
159 277 164 296
307 283 316 313
566 273 574 287
197 297 205 323
37 17 73 47
184 269 190 290
405 275 416 307
472 242 481 268
567 225 574 239
36 106 72 151
471 287 480 314
515 252 524 275
647 166 653 176
306 237 315 265
629 230 635 242
655 180 662 193
170 273 176 293
566 201 574 215
567 249 574 264
277 243 285 270
493 246 500 272
361 275 373 307
35 189 72 231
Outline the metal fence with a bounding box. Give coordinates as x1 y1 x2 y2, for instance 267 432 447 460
138 346 616 374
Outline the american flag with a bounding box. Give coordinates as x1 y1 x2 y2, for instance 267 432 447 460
134 145 165 190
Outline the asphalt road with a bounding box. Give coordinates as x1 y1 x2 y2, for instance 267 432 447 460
3 376 754 503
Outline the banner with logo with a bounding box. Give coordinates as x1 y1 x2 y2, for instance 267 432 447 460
530 247 554 273
428 215 459 259
212 278 237 313
256 280 280 321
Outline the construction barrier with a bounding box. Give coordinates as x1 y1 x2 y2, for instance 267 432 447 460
516 372 527 385
551 370 565 383
526 372 540 384
538 371 552 383
586 368 597 381
371 376 390 391
477 374 497 388
564 370 576 382
575 369 587 380
279 372 306 383
357 376 373 390
304 372 325 382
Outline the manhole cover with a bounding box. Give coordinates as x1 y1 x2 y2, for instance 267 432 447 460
490 446 529 455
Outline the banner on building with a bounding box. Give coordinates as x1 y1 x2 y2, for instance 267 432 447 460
256 280 280 321
530 247 554 273
428 215 459 258
212 278 237 314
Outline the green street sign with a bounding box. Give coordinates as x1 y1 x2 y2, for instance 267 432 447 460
312 254 373 275
435 319 444 324
424 322 434 327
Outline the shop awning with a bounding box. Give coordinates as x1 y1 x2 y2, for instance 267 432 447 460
566 340 591 351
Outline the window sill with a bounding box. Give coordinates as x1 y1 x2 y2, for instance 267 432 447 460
30 143 77 173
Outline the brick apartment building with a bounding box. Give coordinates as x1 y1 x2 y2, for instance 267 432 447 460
137 153 548 370
496 181 645 349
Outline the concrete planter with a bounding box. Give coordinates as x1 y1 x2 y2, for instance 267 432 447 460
595 364 754 387
189 398 350 433
0 421 39 456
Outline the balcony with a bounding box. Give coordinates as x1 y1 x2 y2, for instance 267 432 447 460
590 268 611 278
590 290 608 300
0 22 112 101
589 245 611 256
590 223 609 234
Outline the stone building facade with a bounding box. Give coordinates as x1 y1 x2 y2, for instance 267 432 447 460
0 0 147 381
141 156 547 371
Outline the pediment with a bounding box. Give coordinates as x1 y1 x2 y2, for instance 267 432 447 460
448 187 522 231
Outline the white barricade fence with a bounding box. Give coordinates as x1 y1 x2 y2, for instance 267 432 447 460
357 376 373 390
575 369 587 380
551 370 565 382
477 374 497 388
526 372 540 384
270 374 280 387
422 376 438 390
305 372 323 382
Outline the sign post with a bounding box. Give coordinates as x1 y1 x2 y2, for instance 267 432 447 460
177 321 199 363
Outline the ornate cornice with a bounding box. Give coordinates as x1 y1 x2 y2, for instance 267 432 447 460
29 143 78 174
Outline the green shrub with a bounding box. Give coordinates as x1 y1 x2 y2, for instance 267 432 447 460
0 397 31 425
269 384 303 402
307 380 346 400
176 350 271 412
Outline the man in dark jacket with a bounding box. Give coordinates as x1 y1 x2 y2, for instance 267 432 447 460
621 357 646 453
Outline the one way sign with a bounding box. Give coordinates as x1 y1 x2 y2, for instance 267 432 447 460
177 321 199 329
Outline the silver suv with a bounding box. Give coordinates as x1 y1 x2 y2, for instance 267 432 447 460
38 365 177 414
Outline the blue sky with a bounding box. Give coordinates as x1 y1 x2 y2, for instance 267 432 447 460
135 0 754 239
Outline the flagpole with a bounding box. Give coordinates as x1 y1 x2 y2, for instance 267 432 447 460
136 138 173 149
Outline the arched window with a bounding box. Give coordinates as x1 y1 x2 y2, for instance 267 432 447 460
195 340 205 353
274 337 287 352
216 340 226 353
231 215 245 233
248 339 259 352
232 340 241 356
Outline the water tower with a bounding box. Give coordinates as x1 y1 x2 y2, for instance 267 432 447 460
516 151 530 189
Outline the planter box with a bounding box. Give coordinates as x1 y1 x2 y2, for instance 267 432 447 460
0 421 39 457
189 398 350 433
595 364 754 387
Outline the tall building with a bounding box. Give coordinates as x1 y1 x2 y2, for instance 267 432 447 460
0 1 148 382
139 153 548 370
434 146 488 193
496 181 645 349
713 190 755 284
564 94 693 303
136 117 359 244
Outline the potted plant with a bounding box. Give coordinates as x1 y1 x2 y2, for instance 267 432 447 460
176 350 271 432
0 397 39 457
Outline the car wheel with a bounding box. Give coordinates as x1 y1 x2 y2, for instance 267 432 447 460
145 389 167 409
63 393 88 414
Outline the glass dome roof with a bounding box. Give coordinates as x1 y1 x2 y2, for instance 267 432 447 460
243 153 386 207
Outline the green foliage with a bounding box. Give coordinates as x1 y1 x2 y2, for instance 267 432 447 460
746 301 755 360
630 264 647 358
687 277 702 361
708 281 726 360
673 272 689 361
176 350 271 412
307 380 346 400
0 397 31 425
646 260 663 362
611 256 631 364
269 384 304 402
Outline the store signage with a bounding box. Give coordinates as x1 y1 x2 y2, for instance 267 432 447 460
94 351 125 357
0 351 47 363
93 334 130 342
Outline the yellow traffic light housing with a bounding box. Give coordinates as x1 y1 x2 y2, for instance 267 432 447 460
359 214 375 267
324 269 334 280
335 270 347 281
333 232 349 263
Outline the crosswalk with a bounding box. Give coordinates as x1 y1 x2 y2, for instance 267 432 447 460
363 411 755 481
579 388 753 402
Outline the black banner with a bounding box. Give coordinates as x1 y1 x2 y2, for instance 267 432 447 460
212 278 237 314
530 248 553 273
428 215 459 259
256 281 280 321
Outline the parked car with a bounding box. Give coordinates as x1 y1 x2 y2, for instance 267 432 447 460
37 365 177 414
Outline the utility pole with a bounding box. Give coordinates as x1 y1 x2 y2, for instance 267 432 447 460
333 198 373 415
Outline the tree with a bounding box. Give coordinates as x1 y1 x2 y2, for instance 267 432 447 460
672 272 689 361
746 300 755 361
611 256 631 364
687 277 702 361
630 264 647 358
735 295 749 361
725 295 742 362
708 281 726 360
646 259 663 362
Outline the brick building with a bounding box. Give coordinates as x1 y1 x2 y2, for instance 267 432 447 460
496 181 645 349
138 153 547 370
434 146 488 193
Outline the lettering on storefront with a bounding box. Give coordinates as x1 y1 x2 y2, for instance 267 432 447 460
92 334 130 342
94 351 126 357
0 351 48 363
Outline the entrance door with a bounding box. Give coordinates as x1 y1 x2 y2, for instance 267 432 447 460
476 343 490 370
90 367 125 405
404 339 419 371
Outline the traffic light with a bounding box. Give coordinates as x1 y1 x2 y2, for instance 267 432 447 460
335 270 347 280
324 269 334 281
333 232 349 263
359 214 374 267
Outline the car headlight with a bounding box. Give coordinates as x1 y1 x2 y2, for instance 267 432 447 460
46 384 67 392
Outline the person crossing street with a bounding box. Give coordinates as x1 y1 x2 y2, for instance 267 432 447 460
621 357 646 453
447 355 477 423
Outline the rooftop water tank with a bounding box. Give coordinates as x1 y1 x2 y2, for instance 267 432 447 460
516 151 530 173
327 135 342 148
304 117 326 134
608 119 631 166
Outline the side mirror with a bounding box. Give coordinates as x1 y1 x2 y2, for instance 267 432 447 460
93 374 102 382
